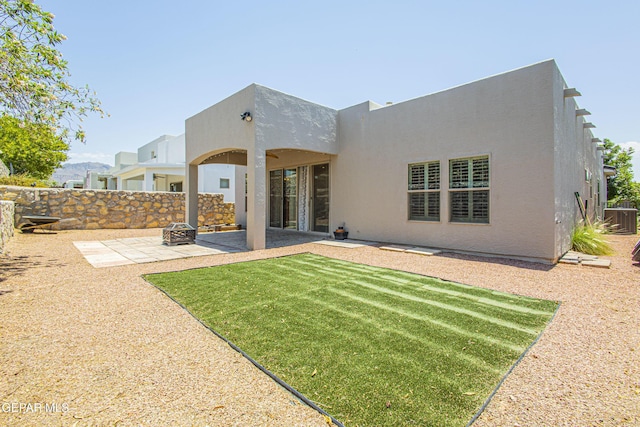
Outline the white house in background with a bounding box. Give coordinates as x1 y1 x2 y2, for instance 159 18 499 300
86 134 245 204
62 179 84 189
184 59 607 263
85 151 137 190
111 134 187 192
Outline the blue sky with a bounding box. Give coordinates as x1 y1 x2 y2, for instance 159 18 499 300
39 0 639 177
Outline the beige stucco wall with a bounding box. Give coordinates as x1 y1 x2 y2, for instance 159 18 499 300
186 85 257 165
332 60 559 262
253 85 338 153
185 85 256 238
186 84 338 249
552 64 605 258
184 60 603 262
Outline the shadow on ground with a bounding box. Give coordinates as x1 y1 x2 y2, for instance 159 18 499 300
198 230 328 250
0 255 51 284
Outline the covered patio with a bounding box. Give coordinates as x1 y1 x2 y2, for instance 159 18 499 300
113 163 185 192
185 84 339 250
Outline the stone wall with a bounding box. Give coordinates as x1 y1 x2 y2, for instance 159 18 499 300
0 186 235 230
0 200 14 253
0 159 9 177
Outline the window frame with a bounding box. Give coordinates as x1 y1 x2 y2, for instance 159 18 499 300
219 178 230 189
448 155 490 224
407 161 441 222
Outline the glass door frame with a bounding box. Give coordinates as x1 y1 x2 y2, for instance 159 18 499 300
311 163 330 233
267 162 330 234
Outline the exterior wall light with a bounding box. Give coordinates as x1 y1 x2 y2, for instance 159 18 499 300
241 111 252 122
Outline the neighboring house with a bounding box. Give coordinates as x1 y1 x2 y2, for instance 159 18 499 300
86 134 244 204
85 151 137 190
185 59 607 263
63 180 84 189
85 170 117 190
112 134 187 192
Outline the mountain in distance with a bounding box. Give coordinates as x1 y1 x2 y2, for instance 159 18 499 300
52 162 112 184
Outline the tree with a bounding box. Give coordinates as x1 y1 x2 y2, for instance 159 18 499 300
0 114 68 179
602 138 640 207
0 0 104 142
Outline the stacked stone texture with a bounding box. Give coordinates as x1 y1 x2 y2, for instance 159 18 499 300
0 186 235 230
0 200 14 252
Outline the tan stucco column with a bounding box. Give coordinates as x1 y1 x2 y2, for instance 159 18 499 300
246 145 266 250
185 163 198 228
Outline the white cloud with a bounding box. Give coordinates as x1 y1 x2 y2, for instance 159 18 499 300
67 152 114 166
619 141 640 151
618 141 640 181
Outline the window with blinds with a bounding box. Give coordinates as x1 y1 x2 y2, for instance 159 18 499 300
408 161 440 221
449 156 489 223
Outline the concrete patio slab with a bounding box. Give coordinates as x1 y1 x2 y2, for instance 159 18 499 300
405 247 442 256
73 230 327 268
581 258 612 268
380 245 442 256
379 245 414 252
312 240 373 249
558 250 611 268
558 257 580 265
74 241 137 268
74 236 239 268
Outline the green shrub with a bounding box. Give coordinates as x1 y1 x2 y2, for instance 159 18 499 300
571 221 614 255
0 174 52 188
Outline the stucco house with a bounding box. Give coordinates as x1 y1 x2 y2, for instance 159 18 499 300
85 151 137 190
185 59 606 263
87 134 245 203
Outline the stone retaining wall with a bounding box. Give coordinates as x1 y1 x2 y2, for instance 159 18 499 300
0 159 9 177
1 200 15 253
0 186 235 230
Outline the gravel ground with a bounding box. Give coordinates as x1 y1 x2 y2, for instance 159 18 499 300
0 229 638 426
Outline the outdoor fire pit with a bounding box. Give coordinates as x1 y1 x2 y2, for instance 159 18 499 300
162 223 196 246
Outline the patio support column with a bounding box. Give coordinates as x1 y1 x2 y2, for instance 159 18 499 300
144 170 154 191
185 163 198 228
246 145 266 250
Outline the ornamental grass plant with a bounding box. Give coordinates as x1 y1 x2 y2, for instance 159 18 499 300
571 220 614 256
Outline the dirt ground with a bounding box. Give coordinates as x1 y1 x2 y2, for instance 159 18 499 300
0 228 638 426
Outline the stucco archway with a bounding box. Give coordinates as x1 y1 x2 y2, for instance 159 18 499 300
185 84 339 250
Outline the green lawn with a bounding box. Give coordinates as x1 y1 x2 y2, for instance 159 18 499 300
145 253 558 427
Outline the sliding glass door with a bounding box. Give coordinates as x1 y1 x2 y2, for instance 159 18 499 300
283 168 297 229
269 170 283 228
312 163 329 232
270 168 297 229
270 164 329 232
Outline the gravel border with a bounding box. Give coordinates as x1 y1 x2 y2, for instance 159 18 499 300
1 228 638 426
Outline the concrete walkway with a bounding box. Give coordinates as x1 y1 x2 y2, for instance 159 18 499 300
73 230 373 268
